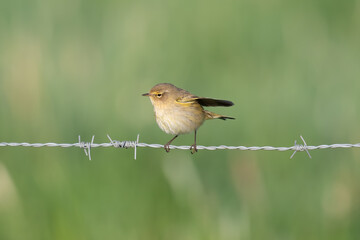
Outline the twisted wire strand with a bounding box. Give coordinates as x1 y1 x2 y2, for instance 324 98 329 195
0 135 359 160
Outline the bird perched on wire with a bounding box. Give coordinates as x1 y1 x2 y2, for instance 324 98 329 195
142 83 235 153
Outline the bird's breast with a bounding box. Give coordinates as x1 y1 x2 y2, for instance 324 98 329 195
153 103 205 135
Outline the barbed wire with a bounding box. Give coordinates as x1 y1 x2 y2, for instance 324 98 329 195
0 135 359 160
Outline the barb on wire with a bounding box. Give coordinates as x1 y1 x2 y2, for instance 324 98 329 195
107 134 139 160
290 135 312 159
0 135 360 160
78 135 95 160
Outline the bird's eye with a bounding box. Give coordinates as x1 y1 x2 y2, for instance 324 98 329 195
156 93 162 98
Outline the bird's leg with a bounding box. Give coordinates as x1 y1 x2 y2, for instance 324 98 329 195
190 130 198 154
164 135 178 153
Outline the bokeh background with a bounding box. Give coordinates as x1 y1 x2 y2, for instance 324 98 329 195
1 0 360 239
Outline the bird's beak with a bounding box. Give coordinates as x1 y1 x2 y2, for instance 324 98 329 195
142 93 150 96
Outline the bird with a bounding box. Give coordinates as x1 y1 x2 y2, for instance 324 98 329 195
142 83 234 153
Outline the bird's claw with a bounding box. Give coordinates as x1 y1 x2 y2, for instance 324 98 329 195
164 144 171 153
190 144 198 154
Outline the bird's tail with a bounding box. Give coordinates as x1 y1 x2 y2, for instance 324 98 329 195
204 110 235 120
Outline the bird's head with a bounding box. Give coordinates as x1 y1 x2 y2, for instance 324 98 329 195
142 83 179 107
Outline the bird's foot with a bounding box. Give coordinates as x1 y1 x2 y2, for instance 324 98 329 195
164 144 171 153
190 144 198 154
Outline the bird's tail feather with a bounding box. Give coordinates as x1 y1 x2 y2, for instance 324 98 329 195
204 110 235 120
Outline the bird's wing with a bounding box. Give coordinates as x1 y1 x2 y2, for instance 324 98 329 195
177 94 234 107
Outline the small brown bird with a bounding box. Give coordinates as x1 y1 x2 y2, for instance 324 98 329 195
142 83 234 153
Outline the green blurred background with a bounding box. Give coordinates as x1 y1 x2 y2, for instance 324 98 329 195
1 0 360 239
